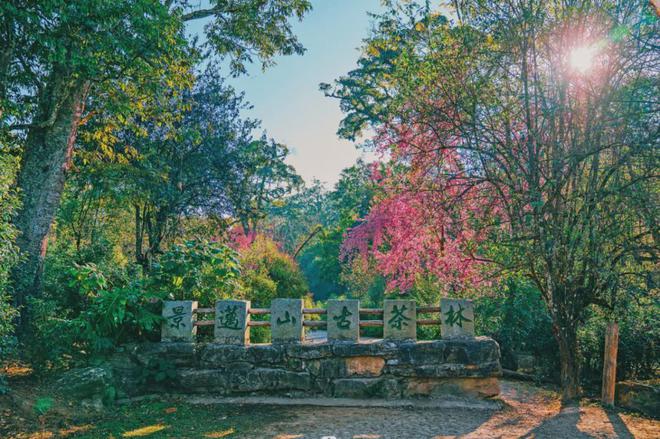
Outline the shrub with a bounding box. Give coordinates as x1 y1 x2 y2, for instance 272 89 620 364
240 235 309 305
27 263 163 371
580 296 659 385
474 279 559 379
149 240 242 307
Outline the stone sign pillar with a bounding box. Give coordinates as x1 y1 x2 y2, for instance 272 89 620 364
384 299 416 340
161 300 197 342
271 298 304 344
327 299 360 342
440 298 475 339
214 300 250 345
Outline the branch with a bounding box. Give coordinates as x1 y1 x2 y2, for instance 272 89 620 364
293 224 323 259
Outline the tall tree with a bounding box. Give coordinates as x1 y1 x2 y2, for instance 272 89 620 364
327 1 658 398
1 0 311 332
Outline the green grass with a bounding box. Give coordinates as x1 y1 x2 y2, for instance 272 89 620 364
68 400 286 438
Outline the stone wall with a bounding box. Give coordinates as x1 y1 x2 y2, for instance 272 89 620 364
109 337 501 400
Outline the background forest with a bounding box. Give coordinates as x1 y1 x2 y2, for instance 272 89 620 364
1 0 658 402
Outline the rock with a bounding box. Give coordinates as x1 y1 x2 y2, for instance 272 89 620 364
286 343 333 360
177 369 229 392
346 357 385 377
200 344 284 367
331 340 398 357
54 367 114 405
131 342 196 367
404 377 500 398
616 381 659 418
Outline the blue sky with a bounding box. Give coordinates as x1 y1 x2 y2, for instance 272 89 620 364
188 0 385 186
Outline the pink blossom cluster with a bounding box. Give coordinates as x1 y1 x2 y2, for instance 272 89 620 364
342 121 500 293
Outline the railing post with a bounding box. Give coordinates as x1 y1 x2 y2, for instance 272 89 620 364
440 298 475 339
327 299 360 342
161 300 197 342
271 298 303 344
384 299 417 341
214 300 250 345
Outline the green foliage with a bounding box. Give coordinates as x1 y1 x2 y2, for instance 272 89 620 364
580 296 659 384
68 265 163 353
475 280 559 379
0 146 20 362
150 240 241 307
33 397 54 416
240 236 309 306
28 263 163 370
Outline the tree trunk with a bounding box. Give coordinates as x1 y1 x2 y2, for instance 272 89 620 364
554 321 581 400
10 79 88 336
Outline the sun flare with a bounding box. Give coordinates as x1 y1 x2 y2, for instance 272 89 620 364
569 45 598 73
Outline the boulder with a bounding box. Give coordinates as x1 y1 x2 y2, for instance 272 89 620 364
54 367 114 408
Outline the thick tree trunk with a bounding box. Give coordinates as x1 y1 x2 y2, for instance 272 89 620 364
10 79 88 336
554 321 581 400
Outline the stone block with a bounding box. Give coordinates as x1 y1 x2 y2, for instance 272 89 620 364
441 298 475 339
384 299 416 340
200 344 285 368
176 368 229 391
346 356 385 377
54 367 114 401
161 300 197 342
332 340 399 357
131 342 196 367
214 300 250 345
404 377 499 398
271 298 303 344
327 299 360 342
286 343 333 359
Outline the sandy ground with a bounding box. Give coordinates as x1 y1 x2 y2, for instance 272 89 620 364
218 381 659 439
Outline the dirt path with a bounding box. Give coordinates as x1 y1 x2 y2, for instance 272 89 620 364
221 381 658 439
2 380 658 438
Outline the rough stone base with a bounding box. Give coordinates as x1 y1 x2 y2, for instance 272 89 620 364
109 337 501 400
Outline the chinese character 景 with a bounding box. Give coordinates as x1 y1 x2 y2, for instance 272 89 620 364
167 305 186 329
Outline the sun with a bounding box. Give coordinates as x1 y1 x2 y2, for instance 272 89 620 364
569 45 598 74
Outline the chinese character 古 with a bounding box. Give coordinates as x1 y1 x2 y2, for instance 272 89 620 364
333 306 353 329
